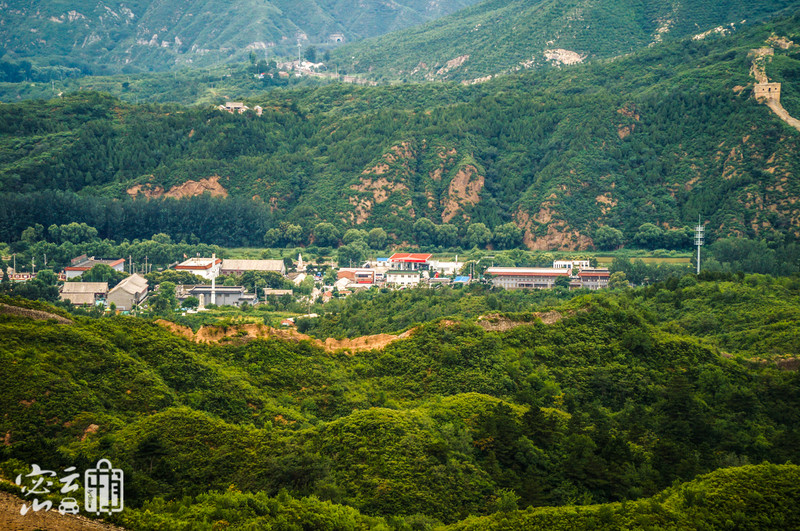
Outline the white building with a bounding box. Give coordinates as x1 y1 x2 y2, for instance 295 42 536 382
175 257 222 280
429 260 464 277
553 260 591 270
386 270 421 287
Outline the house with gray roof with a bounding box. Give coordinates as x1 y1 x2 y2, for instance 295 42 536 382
221 259 286 276
107 274 148 311
60 282 108 306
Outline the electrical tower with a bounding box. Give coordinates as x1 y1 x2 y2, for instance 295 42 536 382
694 215 704 274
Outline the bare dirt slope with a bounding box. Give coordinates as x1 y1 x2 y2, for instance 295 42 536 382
155 319 413 353
476 311 570 331
0 491 124 531
0 303 72 324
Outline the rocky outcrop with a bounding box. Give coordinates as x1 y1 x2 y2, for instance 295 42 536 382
441 165 484 222
127 176 228 199
515 207 594 251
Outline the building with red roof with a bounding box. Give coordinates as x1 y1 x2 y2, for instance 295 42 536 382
485 267 570 289
388 253 432 271
64 255 125 279
175 257 222 280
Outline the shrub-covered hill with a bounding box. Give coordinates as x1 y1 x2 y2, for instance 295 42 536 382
0 0 481 76
112 463 800 529
331 0 800 82
299 274 800 361
2 15 800 249
447 464 800 530
2 283 800 526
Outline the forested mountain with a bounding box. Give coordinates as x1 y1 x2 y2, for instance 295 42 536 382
2 277 800 528
2 15 800 250
0 0 481 77
332 0 800 82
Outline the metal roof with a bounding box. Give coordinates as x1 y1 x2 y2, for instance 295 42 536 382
61 282 109 293
64 258 125 271
485 267 570 277
221 259 285 272
577 269 610 278
109 274 148 295
176 258 221 270
389 253 432 263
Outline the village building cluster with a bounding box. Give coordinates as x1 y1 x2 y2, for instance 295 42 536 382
335 255 608 291
5 250 609 312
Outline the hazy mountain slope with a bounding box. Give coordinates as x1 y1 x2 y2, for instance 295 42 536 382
1 16 800 249
331 0 800 81
0 0 481 75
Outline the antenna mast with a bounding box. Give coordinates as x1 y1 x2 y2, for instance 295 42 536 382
694 215 704 275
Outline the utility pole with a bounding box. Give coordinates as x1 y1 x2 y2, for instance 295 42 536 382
211 253 217 306
694 215 704 275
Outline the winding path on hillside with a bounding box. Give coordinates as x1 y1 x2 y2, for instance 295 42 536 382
764 100 800 131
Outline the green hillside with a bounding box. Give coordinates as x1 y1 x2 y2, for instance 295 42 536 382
331 0 800 82
117 464 800 528
446 464 800 530
1 277 799 527
300 272 800 360
2 15 800 250
0 0 481 76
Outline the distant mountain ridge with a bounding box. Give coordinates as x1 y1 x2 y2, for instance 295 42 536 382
331 0 800 81
0 0 481 75
1 14 800 250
